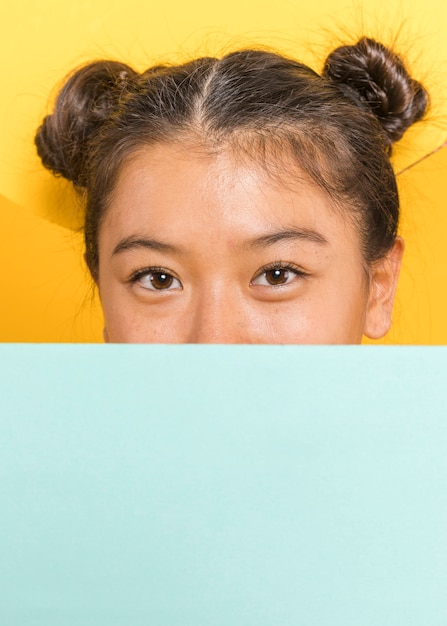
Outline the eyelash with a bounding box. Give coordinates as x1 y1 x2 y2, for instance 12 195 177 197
251 261 309 287
129 266 182 290
128 261 308 291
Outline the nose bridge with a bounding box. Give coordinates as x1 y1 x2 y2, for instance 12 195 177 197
186 286 249 344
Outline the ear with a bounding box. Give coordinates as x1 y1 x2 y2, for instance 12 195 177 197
363 236 405 340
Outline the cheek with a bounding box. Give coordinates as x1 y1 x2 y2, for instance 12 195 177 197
102 304 179 343
97 279 137 342
99 279 185 344
248 293 365 345
283 273 369 344
324 271 369 342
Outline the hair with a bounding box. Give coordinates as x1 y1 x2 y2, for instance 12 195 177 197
35 37 428 277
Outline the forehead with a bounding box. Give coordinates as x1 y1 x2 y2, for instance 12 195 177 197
101 141 358 250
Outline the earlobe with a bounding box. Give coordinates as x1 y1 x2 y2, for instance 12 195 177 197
363 236 405 340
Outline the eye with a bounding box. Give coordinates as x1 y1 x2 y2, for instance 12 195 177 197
130 268 182 291
251 263 307 287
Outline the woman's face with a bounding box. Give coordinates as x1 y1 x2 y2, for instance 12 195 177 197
97 143 402 343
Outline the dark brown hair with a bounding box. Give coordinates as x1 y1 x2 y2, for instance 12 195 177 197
35 37 428 276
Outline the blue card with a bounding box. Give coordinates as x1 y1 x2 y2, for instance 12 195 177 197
1 345 446 625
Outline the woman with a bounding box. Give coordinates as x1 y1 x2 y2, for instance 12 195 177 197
35 37 428 343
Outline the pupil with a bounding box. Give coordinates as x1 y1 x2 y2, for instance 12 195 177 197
151 272 173 289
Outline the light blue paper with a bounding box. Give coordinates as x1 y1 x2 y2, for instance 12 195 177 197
0 345 446 625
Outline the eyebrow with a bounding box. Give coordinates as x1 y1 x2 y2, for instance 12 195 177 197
112 236 182 256
112 227 328 257
248 228 328 248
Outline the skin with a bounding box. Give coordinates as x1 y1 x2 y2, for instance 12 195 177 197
97 142 403 344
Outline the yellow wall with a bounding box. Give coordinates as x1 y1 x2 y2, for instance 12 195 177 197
1 0 446 342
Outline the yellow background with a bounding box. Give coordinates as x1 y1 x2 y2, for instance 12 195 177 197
0 0 446 343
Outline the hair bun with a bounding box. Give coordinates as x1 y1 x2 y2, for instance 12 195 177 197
35 61 137 187
323 37 429 146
